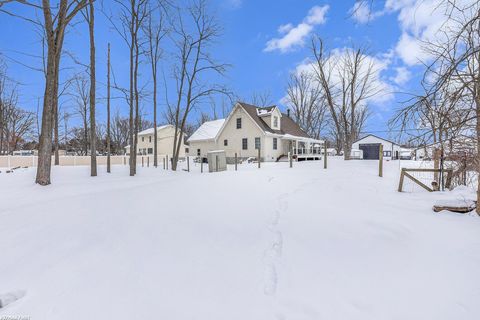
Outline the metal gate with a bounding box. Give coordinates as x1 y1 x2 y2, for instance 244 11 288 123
359 144 380 160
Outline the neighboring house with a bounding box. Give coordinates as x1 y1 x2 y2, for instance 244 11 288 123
187 102 324 162
124 124 186 157
352 134 401 160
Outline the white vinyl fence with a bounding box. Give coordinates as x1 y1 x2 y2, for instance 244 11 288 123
0 155 167 168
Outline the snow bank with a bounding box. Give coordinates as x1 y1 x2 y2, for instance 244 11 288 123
1 159 479 320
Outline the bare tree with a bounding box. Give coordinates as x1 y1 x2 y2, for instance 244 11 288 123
106 43 111 172
404 1 480 212
0 0 88 184
144 2 168 168
71 75 90 155
250 90 273 107
167 0 229 170
310 36 378 159
110 110 130 154
83 0 97 176
284 71 328 139
109 0 149 176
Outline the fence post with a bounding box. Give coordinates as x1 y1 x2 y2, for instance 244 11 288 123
187 156 190 172
289 142 293 168
163 157 165 170
166 155 168 170
323 142 327 169
379 144 383 177
258 147 261 169
7 155 10 168
215 155 219 172
235 153 237 171
147 156 149 167
201 158 203 173
398 168 405 192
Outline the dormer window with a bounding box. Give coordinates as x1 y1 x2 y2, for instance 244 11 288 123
273 116 278 128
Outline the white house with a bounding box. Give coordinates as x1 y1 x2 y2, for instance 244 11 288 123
187 102 324 162
351 134 401 160
125 124 186 157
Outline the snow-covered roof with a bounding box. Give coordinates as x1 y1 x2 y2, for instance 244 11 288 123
256 106 276 117
138 125 171 136
280 134 324 144
188 119 225 142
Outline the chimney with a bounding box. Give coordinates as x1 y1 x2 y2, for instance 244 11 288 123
287 109 290 117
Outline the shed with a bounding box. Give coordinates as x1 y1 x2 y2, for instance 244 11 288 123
352 134 401 160
207 150 227 172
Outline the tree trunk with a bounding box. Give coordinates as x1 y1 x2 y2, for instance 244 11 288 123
88 0 97 176
128 2 135 177
153 72 158 167
52 48 61 166
107 42 111 173
476 95 480 215
36 43 56 185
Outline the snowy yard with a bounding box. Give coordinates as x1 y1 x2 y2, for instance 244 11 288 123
1 158 480 320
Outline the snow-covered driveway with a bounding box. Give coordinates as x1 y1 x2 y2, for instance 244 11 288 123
1 159 479 319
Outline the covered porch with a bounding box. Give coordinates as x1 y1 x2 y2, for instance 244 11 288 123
281 135 324 161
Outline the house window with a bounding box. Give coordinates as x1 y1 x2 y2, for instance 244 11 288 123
149 136 152 143
273 116 278 128
242 138 248 150
255 137 261 150
197 149 201 156
148 148 153 154
384 151 392 157
273 138 277 150
142 137 144 142
236 117 242 129
224 139 228 146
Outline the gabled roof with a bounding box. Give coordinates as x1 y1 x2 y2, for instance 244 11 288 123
353 134 400 146
238 102 309 138
187 119 225 142
138 125 171 136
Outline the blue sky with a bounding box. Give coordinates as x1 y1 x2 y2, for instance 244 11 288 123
0 0 437 140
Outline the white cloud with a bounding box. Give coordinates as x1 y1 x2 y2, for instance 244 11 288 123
277 23 294 34
350 0 385 24
384 0 479 65
391 67 412 85
291 48 394 106
264 5 329 53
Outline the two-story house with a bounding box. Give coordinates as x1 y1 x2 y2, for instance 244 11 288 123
187 102 324 162
125 124 187 158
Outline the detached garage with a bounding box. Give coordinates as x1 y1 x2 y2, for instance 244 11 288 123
352 134 401 160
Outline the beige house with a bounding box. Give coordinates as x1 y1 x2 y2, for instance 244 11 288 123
125 124 186 157
188 102 324 162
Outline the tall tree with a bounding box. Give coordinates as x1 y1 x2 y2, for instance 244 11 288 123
0 0 88 184
168 0 229 171
106 43 111 173
285 71 328 139
110 0 148 176
144 3 167 168
311 36 379 159
82 0 97 176
72 75 90 155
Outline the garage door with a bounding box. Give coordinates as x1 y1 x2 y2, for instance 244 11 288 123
359 144 380 160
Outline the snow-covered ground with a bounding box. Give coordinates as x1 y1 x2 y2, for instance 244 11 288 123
1 158 479 320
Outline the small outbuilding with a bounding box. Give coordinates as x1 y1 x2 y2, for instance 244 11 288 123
352 134 401 160
207 150 227 172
